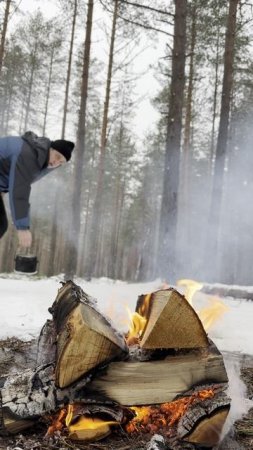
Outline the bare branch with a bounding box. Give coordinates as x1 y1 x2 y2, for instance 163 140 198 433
99 0 173 37
117 13 173 37
119 0 174 17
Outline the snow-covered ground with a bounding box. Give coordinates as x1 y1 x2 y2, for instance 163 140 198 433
0 273 252 356
0 274 160 341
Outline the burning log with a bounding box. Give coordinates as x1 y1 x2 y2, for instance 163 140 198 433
177 389 230 447
63 401 134 442
125 387 230 448
49 281 128 388
0 281 129 436
0 362 131 437
0 363 87 434
136 289 209 349
87 343 228 405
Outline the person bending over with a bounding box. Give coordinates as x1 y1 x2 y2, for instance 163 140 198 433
0 131 75 248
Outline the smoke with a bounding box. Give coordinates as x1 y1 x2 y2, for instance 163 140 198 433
218 357 253 449
173 138 252 284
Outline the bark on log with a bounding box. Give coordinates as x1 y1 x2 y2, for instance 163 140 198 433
177 390 230 447
36 320 57 366
137 289 209 349
0 363 91 434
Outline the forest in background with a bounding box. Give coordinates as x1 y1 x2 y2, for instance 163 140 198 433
0 0 253 285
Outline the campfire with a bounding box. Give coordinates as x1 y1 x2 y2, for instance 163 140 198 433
0 281 231 449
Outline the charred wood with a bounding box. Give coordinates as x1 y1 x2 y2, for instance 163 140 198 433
177 390 230 447
146 434 166 449
0 363 91 434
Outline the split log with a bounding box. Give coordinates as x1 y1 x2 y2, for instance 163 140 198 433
87 344 228 406
178 390 230 447
49 281 128 388
137 289 209 349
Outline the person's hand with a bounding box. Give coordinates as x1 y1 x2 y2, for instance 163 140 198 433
17 230 32 248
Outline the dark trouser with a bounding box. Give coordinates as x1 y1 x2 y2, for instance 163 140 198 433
0 194 8 238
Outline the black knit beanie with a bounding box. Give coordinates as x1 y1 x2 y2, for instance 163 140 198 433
51 139 75 161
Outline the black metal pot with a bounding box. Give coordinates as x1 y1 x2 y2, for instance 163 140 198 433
14 254 38 275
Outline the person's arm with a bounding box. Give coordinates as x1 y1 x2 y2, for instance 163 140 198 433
9 147 39 247
17 229 32 247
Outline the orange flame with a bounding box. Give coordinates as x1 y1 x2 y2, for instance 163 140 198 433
177 278 229 331
198 296 229 330
126 293 152 345
46 408 67 435
65 404 118 441
126 389 215 434
177 279 203 306
137 293 153 318
126 310 147 345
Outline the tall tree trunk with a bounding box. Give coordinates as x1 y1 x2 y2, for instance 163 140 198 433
210 19 221 173
157 0 187 282
23 45 38 131
86 0 119 278
42 48 54 135
0 78 8 133
179 2 196 270
65 0 94 278
4 84 13 134
114 177 125 279
18 93 26 134
48 188 60 276
80 129 98 271
206 0 239 280
108 120 123 279
61 0 77 139
0 0 11 75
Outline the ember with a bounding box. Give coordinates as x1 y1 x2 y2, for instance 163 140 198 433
126 390 215 435
46 408 67 435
